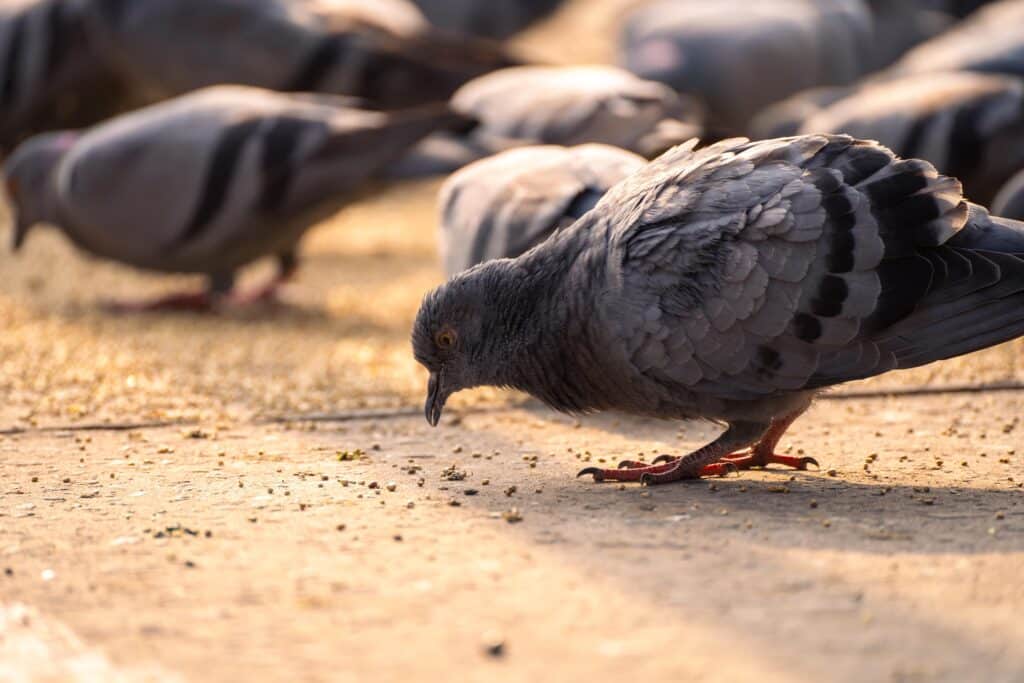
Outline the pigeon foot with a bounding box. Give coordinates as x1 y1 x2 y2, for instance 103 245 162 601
102 275 291 314
102 291 215 313
720 451 819 471
578 459 734 483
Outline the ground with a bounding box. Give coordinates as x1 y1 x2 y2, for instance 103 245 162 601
2 2 1024 682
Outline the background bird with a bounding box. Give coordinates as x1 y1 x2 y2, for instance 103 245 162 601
993 169 1024 219
81 0 521 110
0 0 139 154
796 71 1024 204
5 85 469 311
619 0 874 134
413 134 1024 485
393 65 702 178
409 0 565 39
882 0 1024 80
437 143 644 276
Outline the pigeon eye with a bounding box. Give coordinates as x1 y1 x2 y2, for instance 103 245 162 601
435 329 457 349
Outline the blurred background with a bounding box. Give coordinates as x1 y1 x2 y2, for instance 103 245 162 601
2 0 1024 430
4 4 1024 682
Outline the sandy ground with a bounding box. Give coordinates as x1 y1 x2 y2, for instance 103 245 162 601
3 2 1024 682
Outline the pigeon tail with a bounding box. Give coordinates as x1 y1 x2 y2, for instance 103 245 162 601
948 204 1024 253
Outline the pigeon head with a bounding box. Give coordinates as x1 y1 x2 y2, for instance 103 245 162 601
413 265 509 426
4 131 76 251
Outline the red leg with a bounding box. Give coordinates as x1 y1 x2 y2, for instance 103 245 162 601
579 422 765 485
228 254 297 306
103 290 214 313
720 411 817 470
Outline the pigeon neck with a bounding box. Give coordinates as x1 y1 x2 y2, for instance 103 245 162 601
488 222 608 414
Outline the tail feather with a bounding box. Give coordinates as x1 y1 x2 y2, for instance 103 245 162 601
949 203 1024 253
879 251 1024 369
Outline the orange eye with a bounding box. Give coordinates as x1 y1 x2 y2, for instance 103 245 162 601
435 329 457 349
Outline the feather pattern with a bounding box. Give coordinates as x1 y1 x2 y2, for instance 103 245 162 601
552 134 1024 420
437 143 645 276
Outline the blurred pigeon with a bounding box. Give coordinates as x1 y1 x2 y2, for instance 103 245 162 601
798 72 1024 204
862 0 954 69
81 0 520 109
393 65 703 178
619 0 873 133
410 0 564 39
750 85 856 139
5 85 468 310
993 170 1024 220
753 1 1024 141
413 134 1024 484
0 0 138 153
884 0 1024 80
438 144 644 276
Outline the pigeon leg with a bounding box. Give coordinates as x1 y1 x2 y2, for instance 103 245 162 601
229 252 298 305
579 421 767 485
103 290 216 313
102 272 231 313
719 410 818 470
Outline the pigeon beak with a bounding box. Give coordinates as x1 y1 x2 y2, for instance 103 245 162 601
425 370 449 427
10 215 29 252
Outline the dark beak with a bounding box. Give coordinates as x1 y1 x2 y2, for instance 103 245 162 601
10 215 28 251
425 370 448 427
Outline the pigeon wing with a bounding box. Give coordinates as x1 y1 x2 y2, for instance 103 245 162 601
604 134 1024 402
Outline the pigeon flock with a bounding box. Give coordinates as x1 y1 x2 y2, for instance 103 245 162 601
7 0 1024 486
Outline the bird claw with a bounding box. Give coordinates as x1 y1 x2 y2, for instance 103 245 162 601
652 454 677 465
617 459 649 469
720 452 820 471
577 467 605 482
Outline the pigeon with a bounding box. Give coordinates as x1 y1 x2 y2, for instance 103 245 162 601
884 0 1024 80
862 0 954 69
5 85 469 310
81 0 520 110
750 85 856 140
409 0 564 39
619 0 873 133
438 144 644 276
0 0 138 153
392 65 704 178
413 134 1024 485
797 72 1024 204
993 170 1024 220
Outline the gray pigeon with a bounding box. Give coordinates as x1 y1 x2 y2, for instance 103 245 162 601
862 0 954 69
750 85 857 140
393 65 703 178
409 0 564 39
797 72 1024 204
81 0 520 110
5 85 468 310
884 0 1024 80
0 0 139 153
438 144 644 276
993 170 1024 220
619 0 873 134
413 134 1024 485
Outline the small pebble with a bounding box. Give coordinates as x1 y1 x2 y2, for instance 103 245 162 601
502 508 523 523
